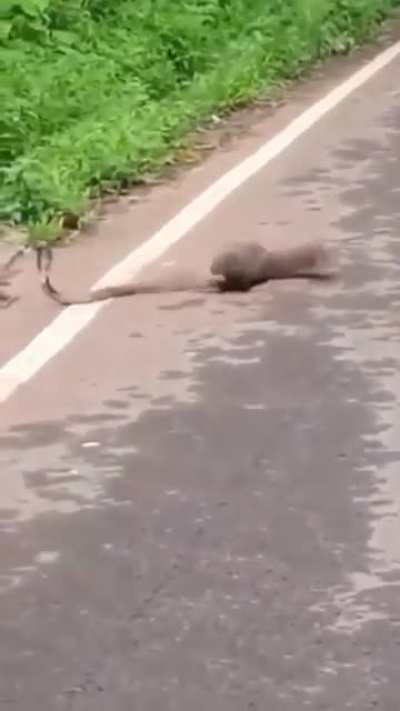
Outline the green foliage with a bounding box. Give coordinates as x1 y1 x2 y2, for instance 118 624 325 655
0 0 399 241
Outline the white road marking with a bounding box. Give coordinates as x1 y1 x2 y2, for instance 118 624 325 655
1 39 400 404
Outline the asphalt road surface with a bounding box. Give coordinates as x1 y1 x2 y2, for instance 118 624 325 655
1 36 400 711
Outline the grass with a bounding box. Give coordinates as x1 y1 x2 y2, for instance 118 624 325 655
0 0 399 243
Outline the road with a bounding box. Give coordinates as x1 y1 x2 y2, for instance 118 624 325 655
1 34 400 711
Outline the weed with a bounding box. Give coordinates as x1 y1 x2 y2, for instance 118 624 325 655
0 0 398 241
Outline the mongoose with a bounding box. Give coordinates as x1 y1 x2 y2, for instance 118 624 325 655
36 240 334 307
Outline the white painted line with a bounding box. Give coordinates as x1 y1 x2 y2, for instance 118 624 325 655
0 303 104 403
1 39 400 404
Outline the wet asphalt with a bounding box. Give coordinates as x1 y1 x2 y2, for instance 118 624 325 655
1 43 400 711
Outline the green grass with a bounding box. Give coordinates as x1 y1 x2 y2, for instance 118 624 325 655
1 0 399 242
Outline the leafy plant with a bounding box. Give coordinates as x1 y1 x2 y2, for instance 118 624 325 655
0 0 399 241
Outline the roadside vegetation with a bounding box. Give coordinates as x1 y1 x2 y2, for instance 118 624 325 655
1 0 399 242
